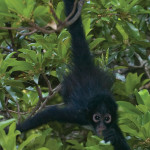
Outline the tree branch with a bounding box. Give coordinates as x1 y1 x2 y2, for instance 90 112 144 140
49 2 62 24
0 0 85 35
42 73 53 95
37 84 61 113
16 101 21 123
0 46 12 52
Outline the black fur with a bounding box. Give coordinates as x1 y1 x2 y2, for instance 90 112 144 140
16 0 130 149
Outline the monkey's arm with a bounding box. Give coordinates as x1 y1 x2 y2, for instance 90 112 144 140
16 106 87 132
103 124 130 150
63 0 93 69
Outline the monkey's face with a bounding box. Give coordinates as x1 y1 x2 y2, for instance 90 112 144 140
87 94 117 136
92 112 112 136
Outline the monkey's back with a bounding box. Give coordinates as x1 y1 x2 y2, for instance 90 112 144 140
60 65 113 108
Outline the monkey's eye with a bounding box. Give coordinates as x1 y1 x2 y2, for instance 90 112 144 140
104 114 111 123
93 113 101 123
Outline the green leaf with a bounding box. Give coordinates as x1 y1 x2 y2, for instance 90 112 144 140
120 125 138 136
125 73 142 95
5 52 16 60
118 101 141 115
90 38 105 49
126 22 141 39
113 81 127 96
10 61 34 72
142 79 150 86
5 86 18 101
0 115 4 119
130 5 150 14
86 132 99 147
112 66 127 71
30 34 55 51
141 122 150 139
21 90 39 105
19 49 37 63
55 2 64 19
101 17 110 22
83 18 92 36
85 145 100 150
143 112 150 125
0 0 8 13
23 0 35 18
0 12 18 18
5 0 25 15
33 74 40 84
0 90 5 109
4 80 24 89
18 134 41 150
126 0 141 11
0 122 19 150
0 119 16 130
57 33 70 58
33 6 49 26
138 89 150 107
67 140 84 150
37 148 49 150
134 89 144 105
45 139 63 150
136 104 149 113
116 22 129 41
50 71 57 77
111 0 121 8
0 57 17 73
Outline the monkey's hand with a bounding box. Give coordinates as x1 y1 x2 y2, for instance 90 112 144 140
103 126 131 150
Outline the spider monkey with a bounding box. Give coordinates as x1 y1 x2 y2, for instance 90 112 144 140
16 0 130 149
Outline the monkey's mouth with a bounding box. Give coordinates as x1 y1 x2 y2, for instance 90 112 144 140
96 127 106 136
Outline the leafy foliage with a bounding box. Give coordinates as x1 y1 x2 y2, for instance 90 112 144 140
0 0 150 149
118 90 150 149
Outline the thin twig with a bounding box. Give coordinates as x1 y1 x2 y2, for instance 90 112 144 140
128 52 147 68
18 29 37 36
27 100 41 118
134 52 150 78
139 82 150 90
52 83 61 93
29 22 56 34
0 26 33 31
58 0 84 30
27 85 43 118
5 23 16 51
0 26 18 30
49 2 62 24
0 46 12 52
42 73 53 94
65 0 78 22
1 110 27 115
16 102 21 123
145 63 150 78
36 84 43 100
45 103 64 108
37 84 61 113
4 97 13 118
65 0 84 26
